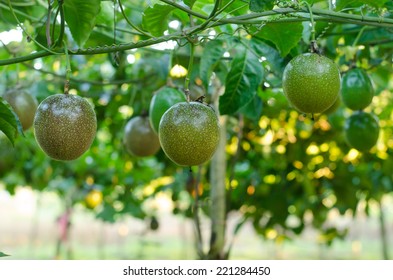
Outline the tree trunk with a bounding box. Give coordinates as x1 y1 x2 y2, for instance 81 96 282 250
378 199 390 260
208 115 227 259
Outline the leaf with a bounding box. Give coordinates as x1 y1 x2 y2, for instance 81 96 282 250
63 0 101 47
256 22 303 57
199 39 226 90
249 0 275 12
250 37 286 77
239 95 263 121
336 0 389 9
184 0 197 8
0 252 9 257
0 97 23 145
219 44 264 115
142 4 175 37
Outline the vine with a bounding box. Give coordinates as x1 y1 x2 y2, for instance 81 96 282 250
2 2 393 67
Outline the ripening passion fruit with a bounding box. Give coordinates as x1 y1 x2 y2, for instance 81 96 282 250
282 53 341 114
3 88 38 131
158 101 220 167
33 94 97 161
123 115 161 157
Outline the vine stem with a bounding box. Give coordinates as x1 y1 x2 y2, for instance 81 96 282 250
184 43 195 102
302 0 319 53
118 0 152 37
63 42 71 94
352 26 367 47
303 1 316 42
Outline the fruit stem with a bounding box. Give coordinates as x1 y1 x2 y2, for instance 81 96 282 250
303 1 318 52
46 0 52 47
184 43 195 102
64 41 71 94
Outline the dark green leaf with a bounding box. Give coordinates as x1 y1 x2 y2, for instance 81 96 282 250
0 252 9 257
142 4 175 36
184 0 197 8
249 0 275 12
63 0 101 47
199 39 226 90
256 23 303 57
0 97 23 145
250 37 286 77
239 95 263 121
219 45 264 115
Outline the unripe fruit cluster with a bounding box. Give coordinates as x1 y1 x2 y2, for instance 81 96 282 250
341 68 379 152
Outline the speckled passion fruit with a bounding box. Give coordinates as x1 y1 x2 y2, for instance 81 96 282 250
341 68 374 111
0 132 15 177
33 94 97 161
3 88 38 131
344 111 379 151
282 53 341 114
149 86 186 134
123 115 161 157
158 102 220 166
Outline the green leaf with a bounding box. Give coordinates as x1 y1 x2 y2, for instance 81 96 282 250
0 96 23 145
199 39 226 90
219 44 264 115
239 95 263 121
0 252 9 257
142 4 175 36
336 0 389 9
249 0 275 12
184 0 197 8
256 23 303 57
63 0 101 47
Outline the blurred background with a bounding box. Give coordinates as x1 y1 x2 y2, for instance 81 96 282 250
1 0 393 261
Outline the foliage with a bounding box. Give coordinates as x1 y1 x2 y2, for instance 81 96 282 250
1 0 393 259
0 251 9 257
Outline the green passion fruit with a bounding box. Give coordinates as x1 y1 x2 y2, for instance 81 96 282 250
341 68 374 111
3 88 38 131
149 87 186 134
344 111 379 151
33 94 97 161
158 102 220 166
123 115 161 157
282 53 341 114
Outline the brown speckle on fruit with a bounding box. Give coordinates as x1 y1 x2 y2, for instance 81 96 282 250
33 94 97 161
159 102 220 166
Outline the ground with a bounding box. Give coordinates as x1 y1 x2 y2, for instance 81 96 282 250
0 186 392 260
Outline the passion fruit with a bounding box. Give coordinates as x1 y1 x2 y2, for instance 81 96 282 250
158 102 220 166
341 68 374 110
3 88 38 130
344 111 379 151
33 94 97 161
123 115 161 157
149 86 186 134
282 53 341 114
